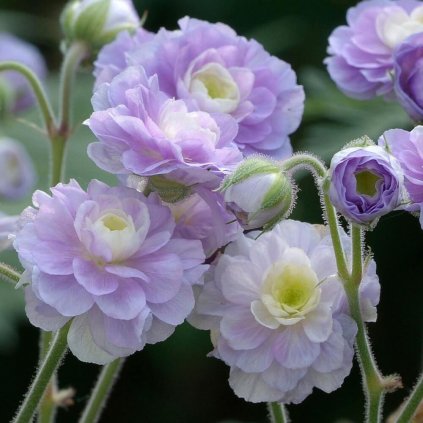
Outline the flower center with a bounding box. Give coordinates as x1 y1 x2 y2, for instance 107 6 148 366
355 170 381 197
376 5 423 49
188 63 240 113
159 99 219 145
269 264 317 312
92 211 138 262
101 214 128 231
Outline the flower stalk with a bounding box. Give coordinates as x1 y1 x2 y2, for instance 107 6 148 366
0 262 21 285
0 61 55 136
79 358 125 423
395 373 423 423
13 322 70 423
267 402 289 423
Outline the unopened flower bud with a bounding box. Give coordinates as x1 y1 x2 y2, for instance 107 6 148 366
61 0 140 51
221 157 295 230
328 145 404 226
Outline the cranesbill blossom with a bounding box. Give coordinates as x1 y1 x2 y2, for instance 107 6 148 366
379 126 423 227
0 213 18 252
14 179 207 364
393 32 423 121
87 66 242 187
0 33 47 113
0 137 36 200
329 145 403 225
325 0 423 100
190 220 380 404
94 17 305 158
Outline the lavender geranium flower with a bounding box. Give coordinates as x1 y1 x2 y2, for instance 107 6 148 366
379 126 423 226
0 137 36 200
87 66 243 188
393 32 423 121
0 33 47 113
190 220 380 404
14 179 207 364
328 145 403 225
94 17 305 158
325 0 423 100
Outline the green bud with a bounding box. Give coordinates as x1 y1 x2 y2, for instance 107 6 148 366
342 135 375 150
60 0 140 52
221 156 295 230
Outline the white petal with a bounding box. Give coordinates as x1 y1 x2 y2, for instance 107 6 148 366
68 314 115 365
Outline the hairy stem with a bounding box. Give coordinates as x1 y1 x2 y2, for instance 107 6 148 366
79 359 125 423
345 280 384 423
13 322 70 423
0 61 55 136
396 373 423 423
58 41 89 136
0 262 21 285
267 402 289 423
351 225 363 284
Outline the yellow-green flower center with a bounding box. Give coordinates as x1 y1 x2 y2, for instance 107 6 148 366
189 63 240 113
101 213 128 231
270 264 316 311
355 170 381 197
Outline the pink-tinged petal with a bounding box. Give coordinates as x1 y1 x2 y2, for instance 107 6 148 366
233 339 274 372
25 288 70 331
302 304 333 343
137 253 183 303
104 264 148 280
220 306 270 350
15 223 77 275
216 255 261 305
35 270 94 317
159 238 206 270
73 257 119 295
95 280 146 320
149 282 194 325
251 300 279 329
144 318 175 344
229 368 282 403
68 313 115 365
312 322 345 373
273 327 320 369
262 362 307 392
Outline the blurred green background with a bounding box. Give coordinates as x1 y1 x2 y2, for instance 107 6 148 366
0 0 422 422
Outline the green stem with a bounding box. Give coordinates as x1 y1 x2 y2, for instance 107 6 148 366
281 153 327 178
396 373 423 423
50 134 67 186
351 225 363 284
281 154 349 280
58 41 89 136
0 262 21 285
79 359 125 423
13 322 70 423
322 187 349 281
267 402 289 423
37 332 56 423
0 61 56 136
344 281 384 423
